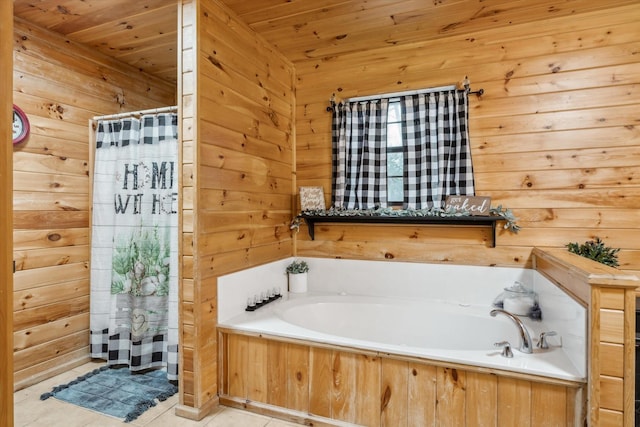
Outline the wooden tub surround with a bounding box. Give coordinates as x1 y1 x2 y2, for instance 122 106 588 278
218 248 637 426
532 248 638 426
219 332 585 427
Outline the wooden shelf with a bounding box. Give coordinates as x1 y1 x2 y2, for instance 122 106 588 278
300 214 503 247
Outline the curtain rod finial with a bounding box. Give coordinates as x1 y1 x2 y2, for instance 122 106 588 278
462 76 484 96
327 94 337 112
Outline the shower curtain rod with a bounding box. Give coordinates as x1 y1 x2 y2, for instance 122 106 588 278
92 105 178 121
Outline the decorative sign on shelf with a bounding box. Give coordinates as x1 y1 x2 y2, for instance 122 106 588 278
299 186 326 211
444 196 491 216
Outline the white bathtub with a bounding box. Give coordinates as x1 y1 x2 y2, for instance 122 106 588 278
219 292 585 383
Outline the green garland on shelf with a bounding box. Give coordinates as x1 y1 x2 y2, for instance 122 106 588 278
290 206 521 234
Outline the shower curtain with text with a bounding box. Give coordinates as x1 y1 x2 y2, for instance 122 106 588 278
90 113 178 381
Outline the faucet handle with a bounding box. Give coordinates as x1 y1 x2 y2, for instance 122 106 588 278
537 331 557 349
494 341 514 358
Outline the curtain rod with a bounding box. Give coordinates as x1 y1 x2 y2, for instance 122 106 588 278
326 84 485 112
345 84 457 103
326 77 485 111
92 105 178 121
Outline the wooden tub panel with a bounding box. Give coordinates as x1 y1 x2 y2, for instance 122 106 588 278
220 333 585 426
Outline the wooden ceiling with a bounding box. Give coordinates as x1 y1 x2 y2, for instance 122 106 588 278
13 0 179 84
12 0 637 85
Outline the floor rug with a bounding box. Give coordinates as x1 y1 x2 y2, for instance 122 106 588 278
40 366 178 423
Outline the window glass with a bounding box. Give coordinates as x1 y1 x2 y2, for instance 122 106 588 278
387 152 403 176
387 177 403 203
387 122 402 148
387 101 402 123
387 101 403 204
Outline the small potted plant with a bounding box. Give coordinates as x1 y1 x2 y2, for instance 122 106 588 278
566 237 620 267
286 259 309 293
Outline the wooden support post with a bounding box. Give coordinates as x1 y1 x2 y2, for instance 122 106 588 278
1 2 14 426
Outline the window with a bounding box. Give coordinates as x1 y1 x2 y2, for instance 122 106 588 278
386 101 403 205
331 86 474 210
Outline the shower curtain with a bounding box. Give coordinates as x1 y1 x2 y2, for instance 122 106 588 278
89 112 179 381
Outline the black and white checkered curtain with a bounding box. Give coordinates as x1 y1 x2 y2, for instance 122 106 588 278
331 99 389 209
90 113 179 381
401 90 475 209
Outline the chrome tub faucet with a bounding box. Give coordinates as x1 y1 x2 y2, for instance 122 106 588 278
490 308 533 354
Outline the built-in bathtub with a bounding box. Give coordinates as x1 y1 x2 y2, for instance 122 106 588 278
217 258 588 425
220 292 584 382
219 258 586 381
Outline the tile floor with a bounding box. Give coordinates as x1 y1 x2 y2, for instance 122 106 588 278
13 361 301 427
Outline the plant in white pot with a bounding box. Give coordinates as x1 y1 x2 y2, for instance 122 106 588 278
286 259 309 293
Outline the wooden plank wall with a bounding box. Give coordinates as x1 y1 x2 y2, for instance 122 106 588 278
592 286 635 426
220 333 584 426
12 17 175 390
177 0 295 417
294 3 640 275
2 3 14 426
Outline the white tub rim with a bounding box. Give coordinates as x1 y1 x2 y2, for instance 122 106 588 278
218 291 586 384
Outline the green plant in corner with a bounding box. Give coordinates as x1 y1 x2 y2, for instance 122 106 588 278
566 237 620 267
286 259 309 274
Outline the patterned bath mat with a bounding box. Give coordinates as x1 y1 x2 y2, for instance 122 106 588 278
40 366 178 423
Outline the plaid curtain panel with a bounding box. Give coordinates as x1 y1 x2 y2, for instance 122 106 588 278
401 90 475 209
331 99 389 209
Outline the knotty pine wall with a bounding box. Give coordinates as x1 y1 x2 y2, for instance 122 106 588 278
12 17 175 390
295 3 640 276
178 0 294 416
